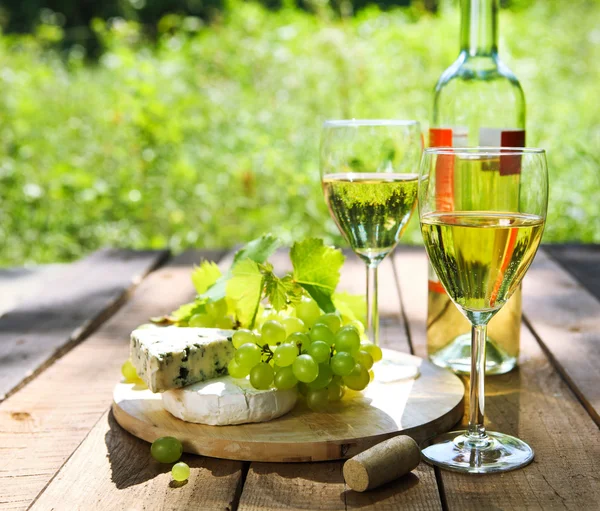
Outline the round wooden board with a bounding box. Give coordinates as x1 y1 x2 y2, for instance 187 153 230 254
113 350 464 462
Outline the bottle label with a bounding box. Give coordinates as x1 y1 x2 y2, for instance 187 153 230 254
479 128 526 176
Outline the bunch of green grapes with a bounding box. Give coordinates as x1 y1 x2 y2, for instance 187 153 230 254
227 297 382 411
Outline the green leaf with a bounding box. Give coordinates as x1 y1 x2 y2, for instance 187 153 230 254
264 273 304 311
226 259 264 328
333 292 366 326
170 300 207 323
291 239 345 313
233 234 281 264
191 261 222 294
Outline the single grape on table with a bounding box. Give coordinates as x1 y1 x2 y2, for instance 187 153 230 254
172 462 190 482
151 436 183 463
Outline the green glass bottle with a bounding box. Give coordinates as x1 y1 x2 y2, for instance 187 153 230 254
428 0 526 375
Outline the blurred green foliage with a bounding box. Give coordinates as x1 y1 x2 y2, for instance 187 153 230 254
0 0 599 265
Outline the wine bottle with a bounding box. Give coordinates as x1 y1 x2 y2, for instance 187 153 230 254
427 0 525 375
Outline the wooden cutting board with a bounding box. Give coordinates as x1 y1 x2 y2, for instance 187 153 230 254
112 350 464 462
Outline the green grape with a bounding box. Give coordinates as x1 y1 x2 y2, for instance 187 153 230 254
228 359 250 379
235 343 262 368
172 462 190 482
250 362 274 390
306 388 329 412
215 317 234 329
334 327 361 354
327 381 345 402
274 343 298 367
308 363 333 390
287 332 311 350
307 340 330 364
354 350 374 370
347 319 366 335
330 352 355 376
292 354 319 383
369 370 375 382
310 324 335 346
232 329 258 349
188 314 214 327
261 320 286 345
343 363 370 391
361 343 383 363
206 299 227 318
294 298 321 328
151 436 183 463
298 382 309 396
314 313 341 334
121 360 139 382
283 317 306 336
274 366 298 390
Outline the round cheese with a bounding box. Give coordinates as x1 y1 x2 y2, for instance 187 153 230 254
162 376 297 426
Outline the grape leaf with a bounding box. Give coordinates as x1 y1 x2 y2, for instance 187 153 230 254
264 272 304 311
333 292 366 326
226 259 264 328
197 235 282 304
233 234 281 264
290 239 345 313
191 261 222 294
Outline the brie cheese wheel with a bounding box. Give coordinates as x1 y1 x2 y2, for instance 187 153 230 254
162 376 297 425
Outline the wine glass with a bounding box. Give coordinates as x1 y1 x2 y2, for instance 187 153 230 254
418 147 548 473
320 120 422 379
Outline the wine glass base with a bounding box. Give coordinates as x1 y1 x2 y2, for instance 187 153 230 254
421 430 534 474
373 356 420 383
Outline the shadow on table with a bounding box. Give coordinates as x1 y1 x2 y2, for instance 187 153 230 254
342 472 420 508
104 410 239 490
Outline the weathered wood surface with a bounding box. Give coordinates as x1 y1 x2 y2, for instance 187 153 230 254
29 410 244 511
545 244 600 302
523 249 600 426
0 249 169 401
393 247 600 510
0 250 228 511
0 264 64 317
3 244 600 511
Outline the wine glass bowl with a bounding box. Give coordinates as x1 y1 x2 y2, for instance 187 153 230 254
418 147 548 473
319 120 422 349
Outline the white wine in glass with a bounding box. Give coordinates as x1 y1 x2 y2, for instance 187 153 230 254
320 120 422 381
419 147 548 473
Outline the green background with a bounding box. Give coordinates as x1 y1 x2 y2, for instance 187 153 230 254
1 0 598 265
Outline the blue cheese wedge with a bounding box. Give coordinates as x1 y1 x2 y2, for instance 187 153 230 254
130 327 235 392
162 376 297 425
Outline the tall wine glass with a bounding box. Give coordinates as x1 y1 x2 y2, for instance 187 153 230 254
319 120 422 360
419 147 548 473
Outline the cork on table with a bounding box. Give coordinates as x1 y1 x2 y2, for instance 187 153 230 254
0 245 599 511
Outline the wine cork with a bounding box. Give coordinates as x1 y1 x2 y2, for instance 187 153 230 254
343 436 421 492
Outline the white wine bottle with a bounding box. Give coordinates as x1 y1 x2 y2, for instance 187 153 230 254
428 0 525 374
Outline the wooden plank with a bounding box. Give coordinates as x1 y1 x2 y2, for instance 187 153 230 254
238 462 441 511
544 244 600 302
0 265 64 317
523 249 600 426
238 249 443 510
0 250 233 511
0 249 169 401
29 409 244 511
394 248 600 510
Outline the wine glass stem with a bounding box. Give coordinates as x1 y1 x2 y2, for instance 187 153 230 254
468 323 488 443
366 261 379 346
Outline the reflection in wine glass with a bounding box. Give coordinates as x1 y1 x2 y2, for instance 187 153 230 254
418 147 548 473
320 120 422 381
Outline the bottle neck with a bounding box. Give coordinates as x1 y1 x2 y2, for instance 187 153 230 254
460 0 498 57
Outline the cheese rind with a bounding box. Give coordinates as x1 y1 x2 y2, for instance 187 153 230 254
130 327 235 392
162 376 297 425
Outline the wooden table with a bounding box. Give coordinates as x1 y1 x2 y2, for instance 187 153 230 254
1 245 599 510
